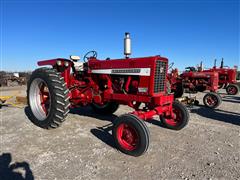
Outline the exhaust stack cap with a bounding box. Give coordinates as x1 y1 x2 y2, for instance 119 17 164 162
124 32 131 58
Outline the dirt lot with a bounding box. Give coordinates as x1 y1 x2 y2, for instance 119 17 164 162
0 86 239 180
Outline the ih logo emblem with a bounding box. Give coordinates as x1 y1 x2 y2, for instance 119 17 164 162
160 66 164 73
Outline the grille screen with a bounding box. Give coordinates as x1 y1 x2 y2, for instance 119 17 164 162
154 60 167 93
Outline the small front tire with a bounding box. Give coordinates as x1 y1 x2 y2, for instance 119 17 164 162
113 114 149 157
226 84 239 95
203 92 222 108
160 101 189 130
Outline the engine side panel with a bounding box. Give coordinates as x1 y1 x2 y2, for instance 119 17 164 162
88 56 168 96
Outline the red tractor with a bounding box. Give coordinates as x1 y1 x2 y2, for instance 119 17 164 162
168 65 222 108
27 33 189 157
202 59 239 95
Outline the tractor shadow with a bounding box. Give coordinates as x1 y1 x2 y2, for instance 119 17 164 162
90 124 116 149
222 95 240 104
70 107 117 149
25 106 118 123
24 106 117 150
191 106 240 126
143 118 165 128
0 153 34 180
69 106 118 122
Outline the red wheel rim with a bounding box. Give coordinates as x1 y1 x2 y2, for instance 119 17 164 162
39 83 50 115
165 107 182 126
116 123 139 151
206 95 217 106
228 87 236 94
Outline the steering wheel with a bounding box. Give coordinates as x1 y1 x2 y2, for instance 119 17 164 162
83 51 98 62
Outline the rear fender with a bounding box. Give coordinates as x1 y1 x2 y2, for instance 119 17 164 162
37 58 71 66
37 58 73 87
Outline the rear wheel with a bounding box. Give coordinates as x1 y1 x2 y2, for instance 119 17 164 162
113 114 149 157
173 82 184 98
197 86 206 92
160 101 189 130
203 92 222 108
91 102 119 115
27 68 70 129
226 84 239 95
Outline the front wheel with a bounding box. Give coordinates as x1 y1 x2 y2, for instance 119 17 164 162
203 92 222 108
160 101 189 130
226 84 239 95
113 114 149 157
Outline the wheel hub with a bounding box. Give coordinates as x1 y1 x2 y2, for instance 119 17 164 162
228 87 236 94
206 95 217 106
165 108 182 126
29 78 51 121
117 123 139 151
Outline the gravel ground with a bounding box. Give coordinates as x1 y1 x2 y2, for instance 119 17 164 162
0 86 239 180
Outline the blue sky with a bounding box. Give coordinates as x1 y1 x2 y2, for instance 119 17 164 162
1 0 239 71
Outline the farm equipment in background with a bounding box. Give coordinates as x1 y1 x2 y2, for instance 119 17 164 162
0 72 29 87
168 65 222 108
26 33 189 157
0 96 27 108
202 59 239 95
167 67 184 98
237 71 240 80
0 96 13 108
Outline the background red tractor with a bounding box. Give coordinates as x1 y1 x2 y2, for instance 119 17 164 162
202 59 239 95
27 33 189 157
168 65 222 108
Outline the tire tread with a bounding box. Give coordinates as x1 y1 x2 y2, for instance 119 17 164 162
27 67 70 129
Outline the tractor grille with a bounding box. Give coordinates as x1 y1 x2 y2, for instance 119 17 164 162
154 60 167 93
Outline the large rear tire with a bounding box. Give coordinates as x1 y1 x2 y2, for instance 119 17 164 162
91 102 119 115
173 82 184 98
113 114 149 157
160 101 189 130
197 86 207 92
226 84 239 95
27 68 70 129
203 92 222 108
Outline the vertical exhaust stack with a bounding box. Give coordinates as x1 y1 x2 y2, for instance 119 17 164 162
199 61 203 71
220 58 224 68
124 32 131 58
214 59 217 68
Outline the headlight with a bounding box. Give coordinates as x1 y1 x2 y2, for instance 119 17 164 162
64 61 69 67
56 60 62 66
